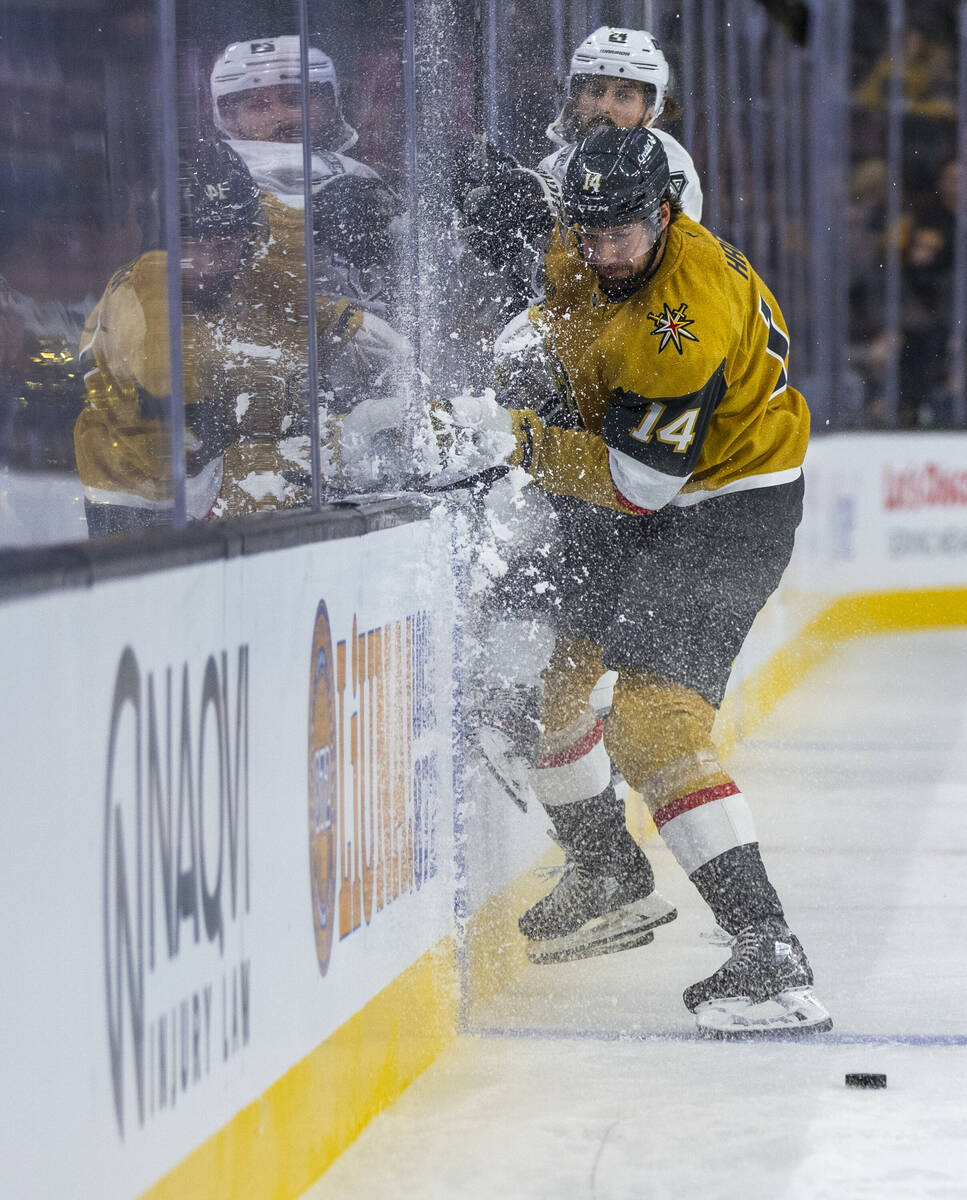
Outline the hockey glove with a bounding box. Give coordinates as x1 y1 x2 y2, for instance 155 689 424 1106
424 390 542 490
452 137 559 272
313 175 403 270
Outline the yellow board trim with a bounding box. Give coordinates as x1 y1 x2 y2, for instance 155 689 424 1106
143 586 967 1199
715 586 967 760
141 941 457 1200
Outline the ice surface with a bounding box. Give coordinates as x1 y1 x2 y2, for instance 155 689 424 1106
303 630 967 1199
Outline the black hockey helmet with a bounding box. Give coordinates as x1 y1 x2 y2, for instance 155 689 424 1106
562 125 670 230
179 139 262 241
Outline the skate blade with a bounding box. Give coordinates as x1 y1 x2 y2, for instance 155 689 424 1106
526 894 678 965
694 988 833 1040
529 925 655 964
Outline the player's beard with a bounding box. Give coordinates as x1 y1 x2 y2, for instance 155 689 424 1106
594 228 668 301
581 114 616 135
596 266 647 301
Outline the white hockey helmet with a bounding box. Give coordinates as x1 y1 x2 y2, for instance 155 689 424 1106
210 37 357 151
546 26 669 147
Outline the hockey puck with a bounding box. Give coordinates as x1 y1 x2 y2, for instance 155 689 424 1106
845 1073 887 1089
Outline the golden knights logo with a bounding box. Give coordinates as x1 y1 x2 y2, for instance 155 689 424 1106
648 301 699 355
308 601 337 975
583 167 603 194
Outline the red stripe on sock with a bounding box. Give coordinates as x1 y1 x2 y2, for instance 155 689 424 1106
536 717 603 769
653 781 740 830
612 482 652 516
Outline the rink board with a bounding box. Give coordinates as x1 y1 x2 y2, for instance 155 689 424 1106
1 434 966 1198
717 432 967 751
0 507 461 1200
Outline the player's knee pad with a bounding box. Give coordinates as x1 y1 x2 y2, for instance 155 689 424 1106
603 672 733 815
539 635 605 736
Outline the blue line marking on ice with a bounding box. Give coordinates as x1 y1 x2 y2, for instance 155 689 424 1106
471 1026 967 1047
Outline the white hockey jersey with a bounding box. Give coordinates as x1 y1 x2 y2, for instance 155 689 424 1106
225 139 379 207
538 126 703 223
226 139 403 318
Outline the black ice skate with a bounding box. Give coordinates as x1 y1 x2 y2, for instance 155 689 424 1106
683 919 832 1039
520 857 677 965
520 784 677 964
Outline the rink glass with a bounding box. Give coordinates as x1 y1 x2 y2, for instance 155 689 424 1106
1 0 966 551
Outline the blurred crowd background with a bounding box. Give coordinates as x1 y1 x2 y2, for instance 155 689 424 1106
1 0 965 546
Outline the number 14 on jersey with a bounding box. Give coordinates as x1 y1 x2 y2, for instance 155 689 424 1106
630 402 700 453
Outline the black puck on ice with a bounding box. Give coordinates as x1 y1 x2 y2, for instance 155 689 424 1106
845 1073 887 1089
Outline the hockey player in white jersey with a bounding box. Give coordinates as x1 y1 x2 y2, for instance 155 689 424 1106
540 26 702 219
210 36 407 328
209 35 415 476
451 25 702 327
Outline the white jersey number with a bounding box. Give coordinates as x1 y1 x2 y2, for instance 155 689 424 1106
630 402 700 454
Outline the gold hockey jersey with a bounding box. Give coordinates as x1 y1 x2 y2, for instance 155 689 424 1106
511 215 809 514
74 247 363 512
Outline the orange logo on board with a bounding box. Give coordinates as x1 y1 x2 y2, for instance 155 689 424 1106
308 606 439 977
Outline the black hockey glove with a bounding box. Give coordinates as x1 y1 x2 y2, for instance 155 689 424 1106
452 136 559 272
313 175 404 269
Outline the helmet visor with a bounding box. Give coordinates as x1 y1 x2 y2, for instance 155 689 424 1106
217 82 337 142
572 212 661 267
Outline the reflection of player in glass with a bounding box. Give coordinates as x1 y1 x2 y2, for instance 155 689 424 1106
74 136 387 527
210 37 404 324
74 141 264 535
212 41 354 150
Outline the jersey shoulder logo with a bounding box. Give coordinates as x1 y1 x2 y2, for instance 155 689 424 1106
648 301 699 355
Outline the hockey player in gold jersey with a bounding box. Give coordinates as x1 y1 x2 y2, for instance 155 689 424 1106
74 140 370 533
427 127 831 1038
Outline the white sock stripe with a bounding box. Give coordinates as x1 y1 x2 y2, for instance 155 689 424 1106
532 735 611 808
658 792 758 876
